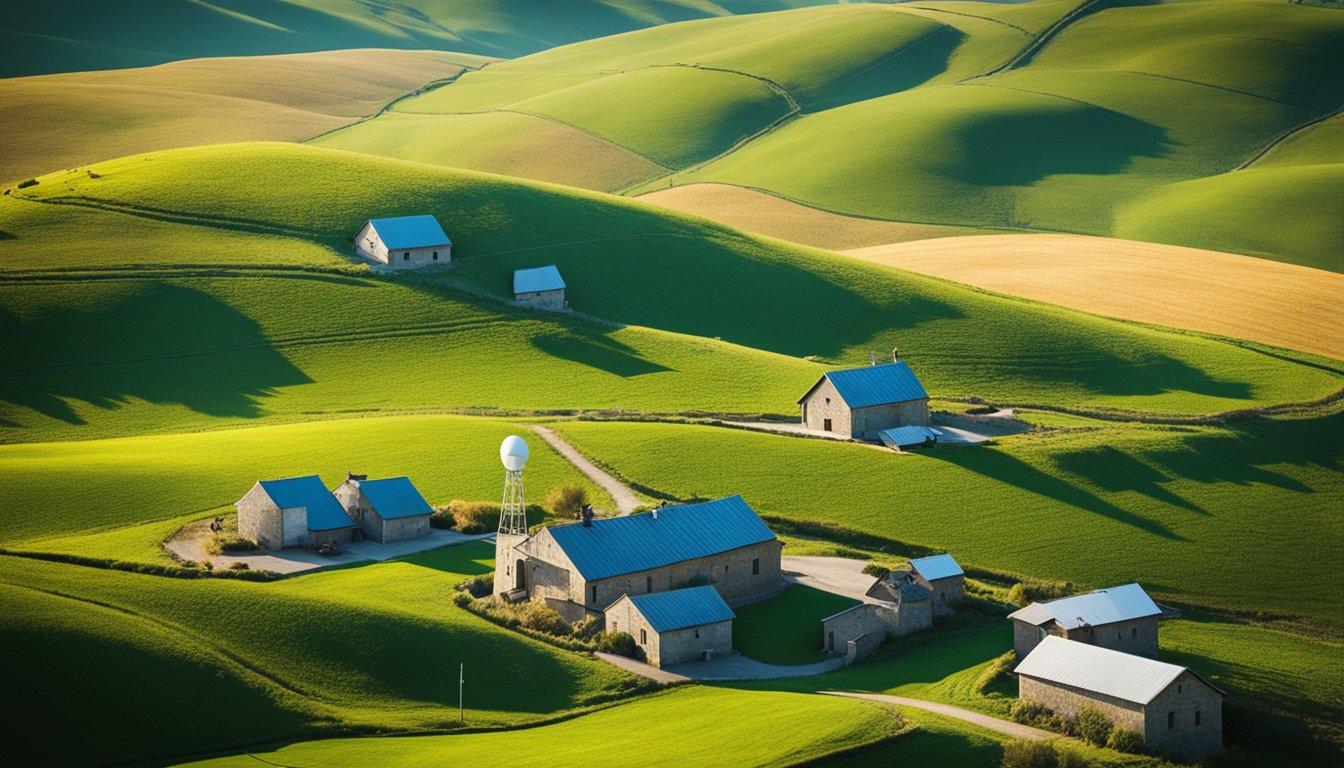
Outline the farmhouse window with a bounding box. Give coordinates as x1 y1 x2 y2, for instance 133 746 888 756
647 576 653 592
1195 711 1201 726
432 251 438 260
640 629 647 644
824 418 832 431
825 397 830 405
591 585 597 604
694 629 700 639
612 622 617 632
724 565 729 573
752 558 760 575
403 252 410 260
1167 712 1175 729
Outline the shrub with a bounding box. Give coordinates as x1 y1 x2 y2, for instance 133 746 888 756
1011 699 1053 726
599 631 644 661
456 575 494 598
861 562 891 578
1072 705 1113 746
975 651 1017 695
1008 583 1029 606
16 178 38 189
1105 727 1144 754
1053 745 1087 768
573 616 603 642
202 559 214 571
1001 739 1057 768
227 562 250 571
429 506 456 529
543 484 588 519
451 591 473 608
516 602 570 636
448 500 500 533
216 536 257 552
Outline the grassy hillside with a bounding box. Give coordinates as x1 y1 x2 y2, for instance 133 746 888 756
0 0 838 77
177 687 899 768
550 415 1344 627
0 543 643 767
3 143 1338 446
0 49 491 184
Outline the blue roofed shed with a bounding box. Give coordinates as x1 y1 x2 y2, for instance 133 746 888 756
513 265 568 309
878 425 942 449
237 475 357 550
332 474 434 544
606 586 736 667
799 359 931 440
355 215 451 269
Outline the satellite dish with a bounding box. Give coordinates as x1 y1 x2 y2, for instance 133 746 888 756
500 435 529 471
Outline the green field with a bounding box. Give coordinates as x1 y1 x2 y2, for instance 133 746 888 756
732 585 858 664
551 416 1344 627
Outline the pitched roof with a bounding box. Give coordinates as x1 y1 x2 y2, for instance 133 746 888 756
799 361 928 408
1009 583 1161 630
879 425 942 448
513 265 566 294
367 215 451 250
1015 637 1223 705
909 553 963 581
539 495 776 581
256 475 356 532
624 586 735 632
358 477 432 519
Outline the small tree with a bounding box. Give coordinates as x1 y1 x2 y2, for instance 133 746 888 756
599 631 644 661
1105 728 1144 754
1072 705 1113 746
544 484 588 519
1001 739 1056 768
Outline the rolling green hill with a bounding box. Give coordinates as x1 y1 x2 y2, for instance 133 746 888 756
0 0 838 77
3 143 1338 446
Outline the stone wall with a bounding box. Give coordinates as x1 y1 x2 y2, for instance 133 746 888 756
377 514 429 543
332 482 377 541
1015 616 1160 658
849 400 930 439
494 532 533 597
845 629 887 666
918 574 964 617
236 484 281 549
1019 675 1146 735
800 377 851 436
895 596 933 635
516 288 566 310
586 538 783 616
604 596 732 667
1143 671 1223 761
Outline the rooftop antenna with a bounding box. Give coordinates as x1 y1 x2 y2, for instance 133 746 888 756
869 350 877 366
892 347 900 363
499 435 529 537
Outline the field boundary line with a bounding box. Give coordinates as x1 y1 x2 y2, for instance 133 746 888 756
898 5 1030 35
1237 103 1344 170
301 60 492 144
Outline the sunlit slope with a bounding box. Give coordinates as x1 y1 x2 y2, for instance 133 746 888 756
0 49 487 184
0 546 640 767
0 0 838 77
3 143 1338 439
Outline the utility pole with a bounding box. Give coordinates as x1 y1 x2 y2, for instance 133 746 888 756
459 662 464 724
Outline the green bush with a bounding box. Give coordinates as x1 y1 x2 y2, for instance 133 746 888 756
215 536 257 552
1053 745 1087 768
451 591 473 608
1008 583 1029 606
975 650 1017 695
599 631 645 661
227 562 250 571
1072 705 1113 746
449 500 500 533
543 484 588 519
456 575 494 598
16 178 38 189
429 506 455 529
516 602 570 636
1010 699 1057 728
861 562 891 578
573 616 603 642
1105 727 1144 754
1001 739 1057 768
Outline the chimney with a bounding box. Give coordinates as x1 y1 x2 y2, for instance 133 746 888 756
868 350 876 366
581 505 594 527
892 347 900 363
652 507 658 521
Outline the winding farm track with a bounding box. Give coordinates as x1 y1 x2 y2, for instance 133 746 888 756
529 425 641 516
821 692 1057 742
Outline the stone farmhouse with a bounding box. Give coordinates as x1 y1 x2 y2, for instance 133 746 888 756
1016 637 1224 760
513 265 567 309
1009 582 1161 659
236 475 357 550
798 354 930 440
354 214 452 269
495 495 783 624
332 473 433 544
868 553 964 617
605 585 735 667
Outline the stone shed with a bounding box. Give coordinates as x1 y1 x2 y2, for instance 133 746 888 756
798 355 929 440
1016 637 1224 761
513 265 567 309
354 214 452 269
1009 582 1161 659
605 585 735 667
909 553 965 615
332 473 433 544
826 578 932 661
235 475 357 550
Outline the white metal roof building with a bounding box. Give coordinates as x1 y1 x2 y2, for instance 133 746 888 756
1009 583 1163 659
1016 636 1221 705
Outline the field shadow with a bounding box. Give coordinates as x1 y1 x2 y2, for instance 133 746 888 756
1143 414 1340 493
951 92 1171 186
531 332 672 378
1053 445 1207 514
802 25 965 111
923 448 1185 540
0 282 311 425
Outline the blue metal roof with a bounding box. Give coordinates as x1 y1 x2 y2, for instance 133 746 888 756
358 477 432 520
878 426 942 448
513 265 566 294
1008 583 1161 630
802 361 928 408
909 553 963 581
257 475 356 532
541 495 776 581
367 215 451 250
626 585 735 632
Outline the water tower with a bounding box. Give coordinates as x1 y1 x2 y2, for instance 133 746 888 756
495 435 530 598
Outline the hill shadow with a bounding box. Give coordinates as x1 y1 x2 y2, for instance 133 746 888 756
1143 412 1341 492
0 282 310 425
531 331 672 378
802 25 965 111
1053 445 1207 514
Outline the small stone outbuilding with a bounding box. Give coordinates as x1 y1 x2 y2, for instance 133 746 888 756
235 475 358 550
605 585 734 668
827 578 932 662
354 214 452 269
513 265 567 309
909 553 964 615
332 473 433 544
798 356 930 440
1009 583 1161 659
1016 637 1224 761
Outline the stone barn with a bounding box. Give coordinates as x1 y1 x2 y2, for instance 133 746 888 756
495 494 783 622
604 585 735 668
1016 637 1224 761
824 579 932 664
235 475 357 550
1009 583 1161 659
867 553 964 617
354 214 452 269
332 473 433 544
513 265 567 309
798 356 929 440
